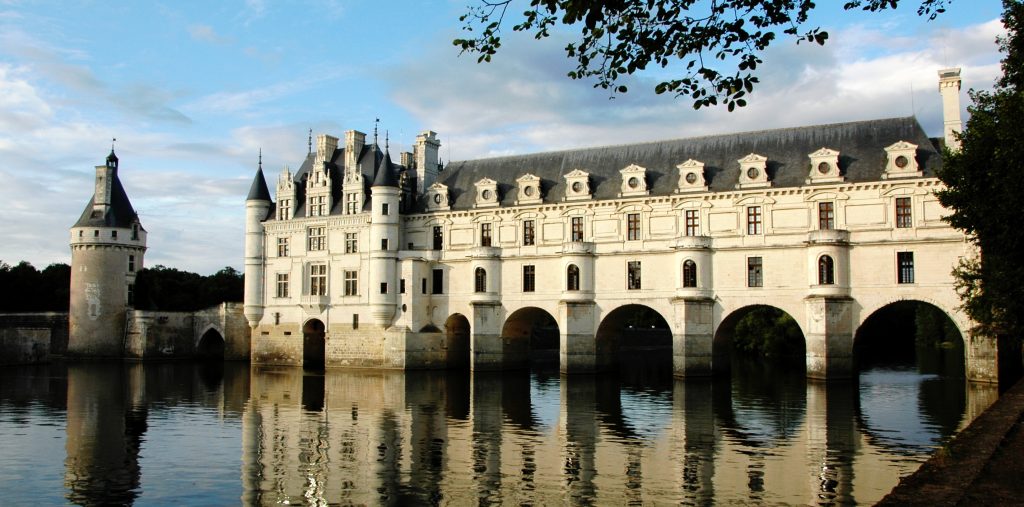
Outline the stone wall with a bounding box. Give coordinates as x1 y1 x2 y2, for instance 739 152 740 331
251 323 450 369
0 313 69 365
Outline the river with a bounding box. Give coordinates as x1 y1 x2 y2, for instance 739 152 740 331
0 352 997 505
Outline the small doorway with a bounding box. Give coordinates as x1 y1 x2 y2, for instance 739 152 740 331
196 328 225 360
303 319 326 369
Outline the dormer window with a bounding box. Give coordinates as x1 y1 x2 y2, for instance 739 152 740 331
619 164 649 197
676 159 708 193
515 173 542 205
883 141 922 179
806 148 843 184
736 153 770 189
426 182 450 211
474 178 499 208
563 170 592 201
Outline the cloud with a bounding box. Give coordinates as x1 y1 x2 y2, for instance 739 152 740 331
183 71 346 115
188 24 231 45
388 17 1005 162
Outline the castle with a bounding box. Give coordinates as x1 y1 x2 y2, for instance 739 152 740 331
243 68 998 381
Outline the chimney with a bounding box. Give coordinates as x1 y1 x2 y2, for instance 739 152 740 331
315 134 339 168
344 130 365 175
938 67 962 151
414 130 441 194
92 164 114 215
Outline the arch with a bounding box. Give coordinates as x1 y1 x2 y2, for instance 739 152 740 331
566 264 580 291
501 307 560 367
818 255 835 285
853 299 964 375
302 318 326 369
444 313 471 370
595 304 672 373
714 305 806 373
682 259 698 288
196 327 225 360
474 267 487 293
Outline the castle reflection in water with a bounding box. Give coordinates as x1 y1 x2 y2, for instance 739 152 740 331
0 359 997 505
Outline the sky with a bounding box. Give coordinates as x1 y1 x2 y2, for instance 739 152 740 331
0 0 1008 274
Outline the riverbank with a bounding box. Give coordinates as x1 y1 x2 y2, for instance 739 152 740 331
878 377 1024 506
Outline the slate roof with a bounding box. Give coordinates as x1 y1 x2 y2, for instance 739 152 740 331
285 142 410 217
73 174 142 229
246 166 272 201
372 151 399 187
434 117 941 211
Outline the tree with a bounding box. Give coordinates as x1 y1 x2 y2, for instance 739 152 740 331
455 0 950 110
936 0 1024 341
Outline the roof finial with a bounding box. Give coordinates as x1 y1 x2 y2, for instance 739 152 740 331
258 148 263 170
373 118 380 146
385 130 389 152
307 129 312 155
111 137 117 153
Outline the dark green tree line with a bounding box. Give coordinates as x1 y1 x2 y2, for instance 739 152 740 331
0 261 71 312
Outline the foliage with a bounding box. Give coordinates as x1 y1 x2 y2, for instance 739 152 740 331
134 266 243 312
454 0 950 110
0 261 71 312
936 0 1024 340
732 306 803 359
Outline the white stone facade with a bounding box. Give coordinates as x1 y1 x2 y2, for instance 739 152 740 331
245 68 997 381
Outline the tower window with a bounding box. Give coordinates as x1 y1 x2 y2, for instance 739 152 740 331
127 283 134 306
131 224 139 240
818 255 835 285
128 255 135 272
381 238 389 251
380 282 388 294
111 230 117 239
523 220 535 246
94 230 99 238
566 264 580 291
474 267 487 293
382 203 389 216
682 260 697 288
400 279 406 294
432 226 443 250
480 223 492 247
432 269 444 294
571 216 584 242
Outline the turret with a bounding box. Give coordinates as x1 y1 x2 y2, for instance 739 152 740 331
938 67 963 152
244 153 272 328
69 144 147 356
369 143 400 327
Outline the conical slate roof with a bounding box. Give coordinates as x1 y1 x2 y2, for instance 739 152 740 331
73 174 141 229
372 149 399 187
247 166 272 201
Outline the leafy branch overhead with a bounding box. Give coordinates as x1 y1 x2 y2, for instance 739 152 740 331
454 0 950 110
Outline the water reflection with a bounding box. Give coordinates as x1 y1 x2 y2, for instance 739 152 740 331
0 357 999 506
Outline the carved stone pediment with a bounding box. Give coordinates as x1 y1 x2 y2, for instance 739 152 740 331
426 182 450 211
806 147 844 184
620 164 649 197
564 169 591 201
676 159 708 193
736 153 770 189
474 178 499 208
883 141 921 179
515 173 542 205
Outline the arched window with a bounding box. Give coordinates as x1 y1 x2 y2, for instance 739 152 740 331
566 264 580 291
474 267 487 293
682 260 697 288
818 255 835 285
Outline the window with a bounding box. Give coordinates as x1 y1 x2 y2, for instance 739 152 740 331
682 260 697 288
128 255 135 272
400 279 406 294
818 255 835 285
819 202 835 230
481 223 492 247
344 270 358 296
432 269 444 294
747 257 763 287
747 206 763 235
523 265 535 292
627 213 640 241
523 220 535 246
111 230 117 239
131 224 139 240
277 237 290 257
278 199 291 220
310 264 328 296
895 197 912 228
380 282 388 294
308 226 326 251
421 278 427 294
685 210 700 236
382 203 389 216
627 261 642 289
566 264 580 291
344 232 357 253
276 273 289 298
308 195 327 216
381 238 389 251
474 267 487 293
571 216 584 242
127 283 134 306
94 230 99 237
345 193 359 215
898 252 915 284
432 226 443 250
352 314 359 330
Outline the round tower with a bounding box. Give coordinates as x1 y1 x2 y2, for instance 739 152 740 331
244 155 272 329
369 146 400 327
69 147 147 357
